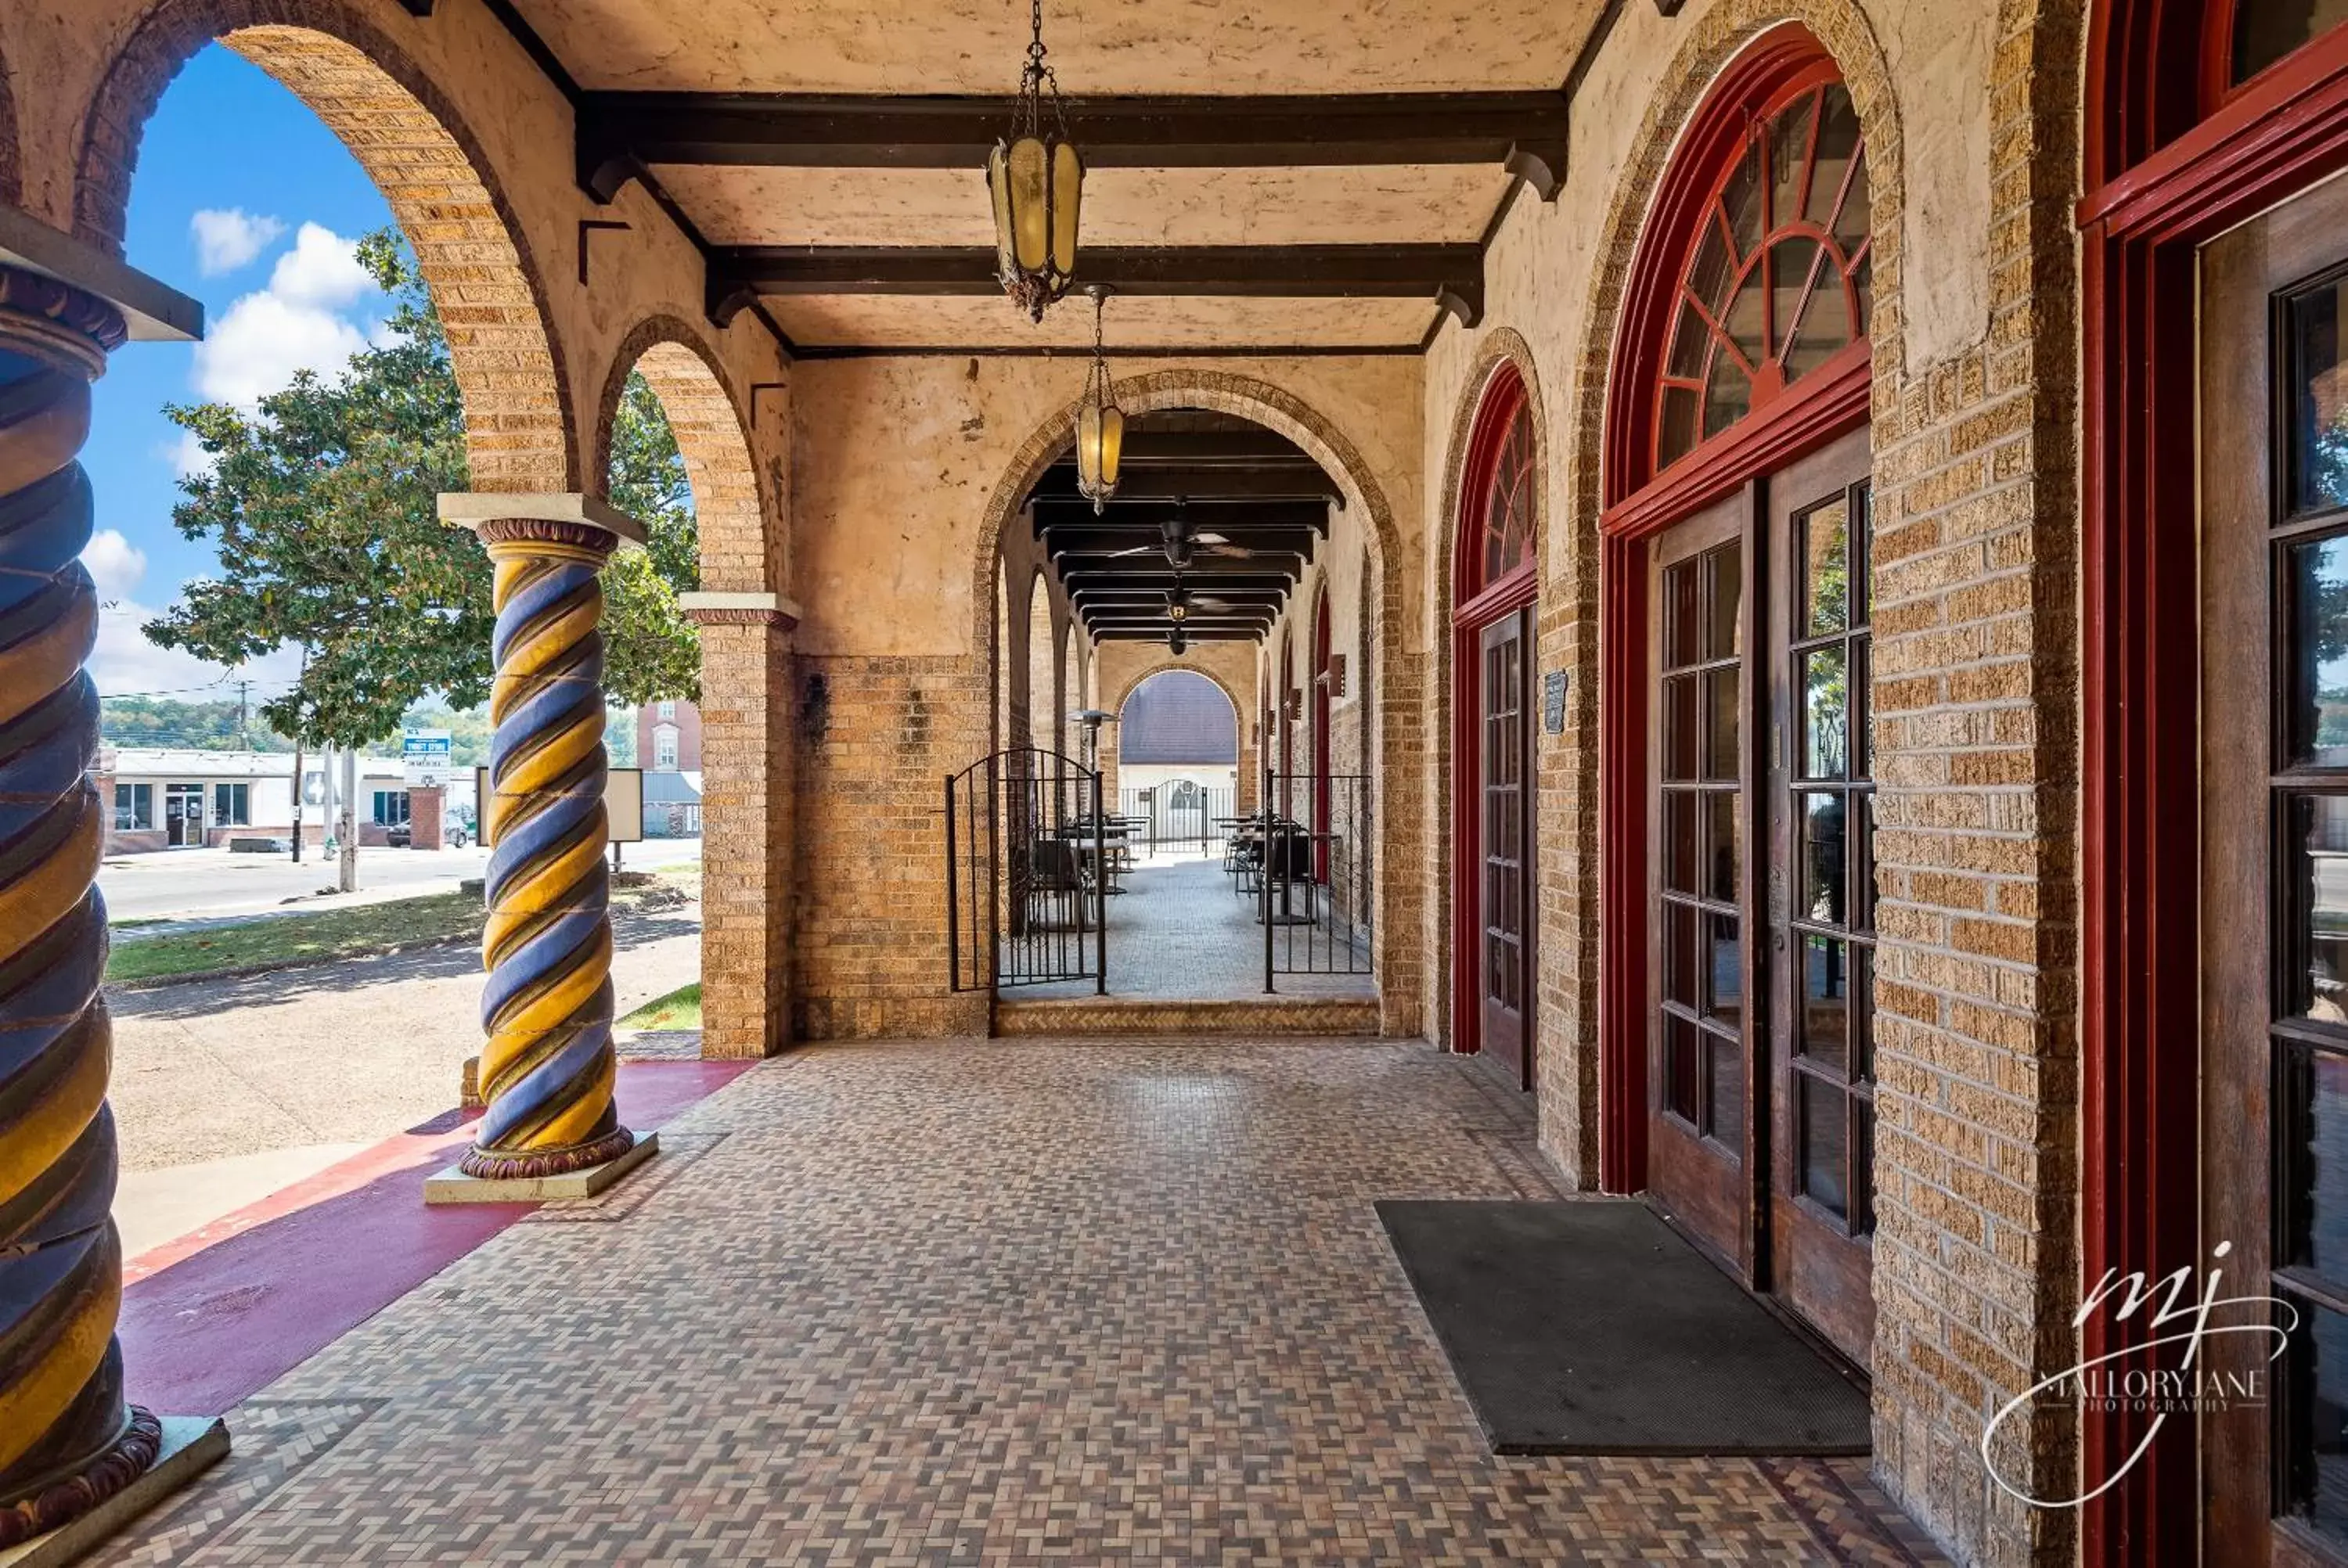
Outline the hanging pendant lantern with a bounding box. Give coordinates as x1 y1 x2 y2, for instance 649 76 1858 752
989 0 1083 322
1074 286 1124 512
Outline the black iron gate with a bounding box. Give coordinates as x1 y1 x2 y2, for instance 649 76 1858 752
1258 768 1374 989
945 748 1106 994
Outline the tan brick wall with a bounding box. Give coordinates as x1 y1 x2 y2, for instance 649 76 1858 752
790 653 989 1041
1864 2 2081 1558
697 618 795 1058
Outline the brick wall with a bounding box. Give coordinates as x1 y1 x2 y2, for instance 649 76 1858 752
698 619 795 1058
1863 0 2080 1555
791 654 989 1041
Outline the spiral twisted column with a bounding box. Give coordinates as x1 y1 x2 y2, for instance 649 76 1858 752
0 265 164 1546
464 516 635 1179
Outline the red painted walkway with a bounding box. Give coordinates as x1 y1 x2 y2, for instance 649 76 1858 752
119 1059 755 1416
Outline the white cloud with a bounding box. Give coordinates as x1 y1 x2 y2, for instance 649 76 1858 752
82 529 147 602
88 599 303 700
189 208 285 275
266 222 375 309
186 223 382 412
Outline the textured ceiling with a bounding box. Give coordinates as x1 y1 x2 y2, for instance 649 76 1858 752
513 0 1608 349
764 293 1436 351
654 164 1516 250
512 0 1601 95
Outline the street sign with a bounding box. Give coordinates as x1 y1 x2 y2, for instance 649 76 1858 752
402 728 453 786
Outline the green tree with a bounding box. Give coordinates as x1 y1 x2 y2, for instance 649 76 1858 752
149 230 699 749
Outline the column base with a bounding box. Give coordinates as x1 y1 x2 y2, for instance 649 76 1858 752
0 1418 228 1568
423 1131 659 1204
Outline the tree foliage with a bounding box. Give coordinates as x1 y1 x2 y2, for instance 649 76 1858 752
150 230 699 748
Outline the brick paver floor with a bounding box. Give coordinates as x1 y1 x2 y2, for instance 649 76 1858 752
95 1038 1943 1566
1017 857 1377 1001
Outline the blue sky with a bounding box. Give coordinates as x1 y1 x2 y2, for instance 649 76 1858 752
86 44 397 700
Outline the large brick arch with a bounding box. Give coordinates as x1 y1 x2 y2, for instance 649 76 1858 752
73 0 574 491
1106 660 1244 732
973 368 1421 1034
592 315 772 592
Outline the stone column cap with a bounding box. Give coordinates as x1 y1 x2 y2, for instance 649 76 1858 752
0 207 201 342
438 492 647 547
679 590 801 628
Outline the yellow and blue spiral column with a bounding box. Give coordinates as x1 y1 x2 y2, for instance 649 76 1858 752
463 517 635 1179
0 266 164 1545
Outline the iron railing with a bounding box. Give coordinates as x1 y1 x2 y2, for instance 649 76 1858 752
1115 784 1236 857
945 748 1106 994
1257 769 1374 988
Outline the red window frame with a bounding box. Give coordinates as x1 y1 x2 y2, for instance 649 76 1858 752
1648 61 1874 478
2080 6 2348 1563
1596 23 1872 1194
1449 361 1539 1059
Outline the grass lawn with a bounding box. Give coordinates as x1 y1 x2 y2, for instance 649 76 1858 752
105 892 486 984
618 981 701 1031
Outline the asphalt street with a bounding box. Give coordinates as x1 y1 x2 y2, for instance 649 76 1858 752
99 836 705 923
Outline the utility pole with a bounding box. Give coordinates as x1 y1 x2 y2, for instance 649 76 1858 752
236 679 250 750
289 738 304 863
338 745 358 894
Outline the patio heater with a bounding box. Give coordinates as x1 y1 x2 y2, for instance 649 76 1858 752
1071 707 1114 772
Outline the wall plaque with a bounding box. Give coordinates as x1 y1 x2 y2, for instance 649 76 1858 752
1543 671 1569 734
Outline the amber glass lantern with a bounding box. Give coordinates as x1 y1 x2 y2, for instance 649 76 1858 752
1074 286 1123 511
988 0 1082 322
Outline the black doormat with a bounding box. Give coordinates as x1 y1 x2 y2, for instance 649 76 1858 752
1377 1199 1871 1455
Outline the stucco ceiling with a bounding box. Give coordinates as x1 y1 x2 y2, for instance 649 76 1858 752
511 0 1609 350
763 293 1437 351
512 0 1601 95
654 164 1516 250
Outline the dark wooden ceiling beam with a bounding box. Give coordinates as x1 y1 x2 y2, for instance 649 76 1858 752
1033 498 1331 530
1028 467 1339 505
708 245 1481 329
580 91 1568 202
1096 627 1260 640
1087 432 1310 466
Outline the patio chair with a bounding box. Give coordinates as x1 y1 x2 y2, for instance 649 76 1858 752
1026 838 1090 930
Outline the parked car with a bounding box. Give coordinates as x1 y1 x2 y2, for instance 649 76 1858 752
386 822 470 848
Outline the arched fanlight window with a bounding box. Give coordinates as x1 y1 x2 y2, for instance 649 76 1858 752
1654 78 1873 471
1457 364 1537 603
1481 405 1536 584
2217 0 2348 92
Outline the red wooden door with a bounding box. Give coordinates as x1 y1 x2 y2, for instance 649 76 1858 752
1763 429 1876 1368
1478 610 1531 1081
1644 492 1753 1267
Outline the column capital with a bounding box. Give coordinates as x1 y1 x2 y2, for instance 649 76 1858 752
0 206 200 344
437 491 647 548
679 590 800 629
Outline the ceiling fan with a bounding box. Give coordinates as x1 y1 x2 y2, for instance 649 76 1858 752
1165 576 1244 623
1097 496 1273 569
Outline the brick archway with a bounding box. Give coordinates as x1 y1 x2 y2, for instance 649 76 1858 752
593 316 772 594
74 1 574 491
973 369 1417 1032
1106 660 1245 731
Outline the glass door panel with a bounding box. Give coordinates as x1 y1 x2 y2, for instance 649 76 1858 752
2200 173 2348 1556
1766 427 1876 1369
1646 492 1752 1266
1478 610 1529 1082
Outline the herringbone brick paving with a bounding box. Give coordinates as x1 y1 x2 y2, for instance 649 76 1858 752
95 1039 1941 1565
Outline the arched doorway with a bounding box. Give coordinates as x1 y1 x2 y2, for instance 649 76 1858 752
1597 24 1878 1369
1450 363 1538 1084
1026 573 1054 753
2081 5 2348 1558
